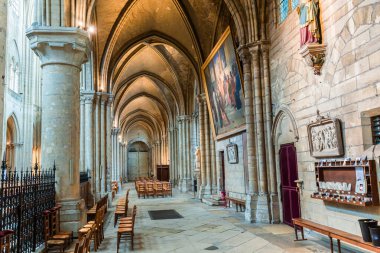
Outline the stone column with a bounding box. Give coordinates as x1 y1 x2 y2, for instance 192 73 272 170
262 45 279 223
250 45 270 223
105 95 113 190
93 94 100 200
0 0 6 155
197 94 206 198
210 135 217 194
27 27 90 232
238 47 259 222
83 92 94 203
204 102 211 196
79 96 85 172
177 118 183 188
169 127 174 181
99 94 106 193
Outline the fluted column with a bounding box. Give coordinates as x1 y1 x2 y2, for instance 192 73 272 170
204 102 211 196
99 94 106 194
27 27 90 231
250 45 270 223
177 118 183 188
93 94 100 200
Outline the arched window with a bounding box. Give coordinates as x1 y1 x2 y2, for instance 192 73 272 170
279 0 299 23
8 57 19 93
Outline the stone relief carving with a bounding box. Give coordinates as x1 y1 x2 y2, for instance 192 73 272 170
307 111 344 158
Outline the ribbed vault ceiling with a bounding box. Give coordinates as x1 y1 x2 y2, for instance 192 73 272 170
95 0 231 146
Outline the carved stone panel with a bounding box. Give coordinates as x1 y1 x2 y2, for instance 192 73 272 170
307 115 344 158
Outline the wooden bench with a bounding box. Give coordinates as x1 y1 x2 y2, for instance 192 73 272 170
225 196 245 212
293 218 380 253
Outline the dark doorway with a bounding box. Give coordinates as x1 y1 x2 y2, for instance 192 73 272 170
219 151 226 193
156 165 170 181
279 143 300 226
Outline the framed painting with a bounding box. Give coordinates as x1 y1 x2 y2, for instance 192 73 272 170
307 117 344 158
226 143 238 164
201 27 246 140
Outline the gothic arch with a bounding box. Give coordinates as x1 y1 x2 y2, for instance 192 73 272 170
272 105 299 145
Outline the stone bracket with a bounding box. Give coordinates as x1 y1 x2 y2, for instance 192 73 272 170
299 43 327 75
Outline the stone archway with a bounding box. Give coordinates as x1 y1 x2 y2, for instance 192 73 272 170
6 115 19 168
272 106 299 223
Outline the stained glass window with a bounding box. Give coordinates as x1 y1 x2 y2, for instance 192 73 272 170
279 0 289 23
279 0 299 23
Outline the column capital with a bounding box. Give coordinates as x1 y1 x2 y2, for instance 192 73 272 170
196 93 207 103
81 92 95 104
237 46 251 65
111 127 120 135
26 26 91 69
177 115 191 122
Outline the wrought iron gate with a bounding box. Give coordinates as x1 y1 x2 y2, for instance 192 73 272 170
0 161 56 253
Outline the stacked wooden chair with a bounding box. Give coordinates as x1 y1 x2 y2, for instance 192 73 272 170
68 226 94 253
116 205 137 252
87 194 108 222
0 230 14 253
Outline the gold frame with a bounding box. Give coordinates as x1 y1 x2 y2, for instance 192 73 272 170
201 26 245 140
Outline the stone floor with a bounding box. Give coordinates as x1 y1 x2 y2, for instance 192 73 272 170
88 184 364 253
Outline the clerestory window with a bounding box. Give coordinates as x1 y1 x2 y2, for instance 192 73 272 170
279 0 299 23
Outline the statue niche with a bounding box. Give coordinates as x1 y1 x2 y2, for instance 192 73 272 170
297 0 326 75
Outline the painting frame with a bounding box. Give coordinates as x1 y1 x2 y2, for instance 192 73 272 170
201 26 246 140
226 143 238 164
307 117 344 158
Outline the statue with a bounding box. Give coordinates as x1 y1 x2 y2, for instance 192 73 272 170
297 0 321 47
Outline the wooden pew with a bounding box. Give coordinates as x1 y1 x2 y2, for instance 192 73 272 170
293 218 380 253
225 195 245 212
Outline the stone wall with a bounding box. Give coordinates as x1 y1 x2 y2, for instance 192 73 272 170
269 0 380 235
215 132 247 200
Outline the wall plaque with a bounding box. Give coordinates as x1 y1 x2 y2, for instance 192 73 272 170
226 143 238 164
307 112 344 158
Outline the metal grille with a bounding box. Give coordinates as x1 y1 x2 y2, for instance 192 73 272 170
0 161 56 253
372 116 380 145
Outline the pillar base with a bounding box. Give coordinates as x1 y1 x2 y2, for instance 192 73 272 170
270 193 280 224
179 178 191 192
245 193 271 223
198 185 205 199
58 198 86 236
203 185 212 198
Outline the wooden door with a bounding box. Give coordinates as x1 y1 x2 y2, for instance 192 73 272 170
279 143 300 226
219 151 226 192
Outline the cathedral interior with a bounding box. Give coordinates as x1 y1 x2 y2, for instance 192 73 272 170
1 0 380 252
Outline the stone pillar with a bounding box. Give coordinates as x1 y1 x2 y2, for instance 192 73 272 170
0 0 6 154
238 47 259 222
185 116 192 191
169 127 174 181
177 118 183 188
93 94 101 200
99 94 106 193
250 45 270 223
197 94 206 198
105 95 113 191
178 115 191 192
79 96 85 172
210 135 217 194
204 103 211 196
83 92 94 203
27 27 90 232
262 45 279 223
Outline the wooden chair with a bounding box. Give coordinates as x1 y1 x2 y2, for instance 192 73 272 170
117 205 137 252
114 199 129 227
117 189 130 207
145 182 155 198
0 230 14 253
43 211 65 252
119 205 137 225
50 206 73 244
153 182 164 197
136 183 146 198
163 182 172 197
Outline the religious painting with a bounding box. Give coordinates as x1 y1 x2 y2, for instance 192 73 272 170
201 27 245 140
226 143 238 164
307 117 344 158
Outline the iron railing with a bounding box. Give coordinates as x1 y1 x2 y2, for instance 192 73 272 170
0 161 56 253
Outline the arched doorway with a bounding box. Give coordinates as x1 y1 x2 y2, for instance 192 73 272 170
6 116 18 168
127 141 150 180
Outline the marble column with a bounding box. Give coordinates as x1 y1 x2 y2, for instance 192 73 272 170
197 94 206 198
238 47 259 222
250 45 270 223
27 27 90 232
